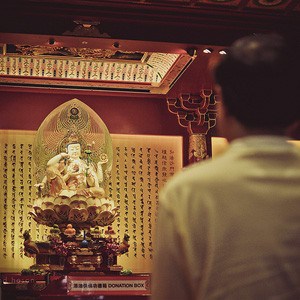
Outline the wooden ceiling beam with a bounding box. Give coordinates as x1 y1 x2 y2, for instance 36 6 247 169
1 1 300 46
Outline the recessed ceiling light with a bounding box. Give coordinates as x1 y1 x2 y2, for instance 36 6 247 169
203 48 213 54
219 50 227 55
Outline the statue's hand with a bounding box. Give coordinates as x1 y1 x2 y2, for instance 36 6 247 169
98 153 109 164
34 182 45 190
60 152 69 159
68 171 81 177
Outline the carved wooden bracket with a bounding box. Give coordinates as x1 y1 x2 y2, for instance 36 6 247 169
167 90 218 163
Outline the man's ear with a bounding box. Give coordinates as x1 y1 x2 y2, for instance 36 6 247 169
219 99 231 118
214 85 226 117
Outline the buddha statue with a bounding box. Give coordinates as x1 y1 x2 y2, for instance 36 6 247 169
30 99 119 229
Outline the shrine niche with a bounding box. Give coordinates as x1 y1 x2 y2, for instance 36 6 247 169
0 99 183 274
28 98 125 273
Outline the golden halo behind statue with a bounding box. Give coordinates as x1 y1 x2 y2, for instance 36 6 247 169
33 99 113 189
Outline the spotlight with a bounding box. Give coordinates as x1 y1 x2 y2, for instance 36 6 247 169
186 47 197 57
48 38 55 45
203 48 213 54
219 49 227 55
113 41 120 49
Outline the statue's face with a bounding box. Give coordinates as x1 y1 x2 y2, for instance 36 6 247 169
67 143 81 159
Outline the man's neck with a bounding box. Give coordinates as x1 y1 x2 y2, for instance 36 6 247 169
223 119 285 143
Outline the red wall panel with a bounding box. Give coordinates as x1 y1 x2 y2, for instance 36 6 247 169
0 89 190 164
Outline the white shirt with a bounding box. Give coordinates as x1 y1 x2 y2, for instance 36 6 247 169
152 136 300 300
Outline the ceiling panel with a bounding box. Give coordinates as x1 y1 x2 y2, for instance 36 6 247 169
1 0 299 95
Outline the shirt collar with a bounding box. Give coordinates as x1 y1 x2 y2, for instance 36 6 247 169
229 135 293 151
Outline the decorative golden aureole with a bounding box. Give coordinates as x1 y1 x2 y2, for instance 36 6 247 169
167 90 218 163
30 99 119 230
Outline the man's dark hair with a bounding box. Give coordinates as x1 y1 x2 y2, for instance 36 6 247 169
214 33 299 129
